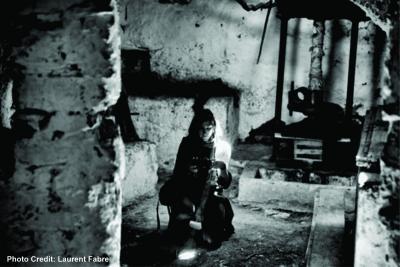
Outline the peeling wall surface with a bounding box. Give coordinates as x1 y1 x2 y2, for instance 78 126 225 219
0 0 396 265
123 142 158 205
350 0 400 266
129 96 238 169
119 0 383 139
0 81 13 128
355 167 400 267
0 0 123 266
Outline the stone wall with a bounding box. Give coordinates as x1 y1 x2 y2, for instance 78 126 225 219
122 142 158 206
0 38 13 129
351 0 400 266
118 0 383 139
0 81 13 128
0 0 123 266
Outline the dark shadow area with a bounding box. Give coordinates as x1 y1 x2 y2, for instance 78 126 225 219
0 127 16 267
120 226 177 266
121 224 227 267
121 49 240 105
159 0 191 4
276 0 368 20
112 90 141 142
245 117 286 144
246 84 362 173
372 25 386 101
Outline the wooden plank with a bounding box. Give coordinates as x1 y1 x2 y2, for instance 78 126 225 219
306 189 345 267
305 190 320 265
369 120 389 158
356 107 388 170
295 150 322 156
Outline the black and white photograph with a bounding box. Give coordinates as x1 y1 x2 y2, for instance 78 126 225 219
0 0 399 266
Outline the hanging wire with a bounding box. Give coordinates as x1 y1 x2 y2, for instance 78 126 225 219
256 5 273 64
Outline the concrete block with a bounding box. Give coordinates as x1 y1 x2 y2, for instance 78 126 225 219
238 161 353 212
306 189 345 267
123 141 158 205
240 160 288 181
238 177 321 212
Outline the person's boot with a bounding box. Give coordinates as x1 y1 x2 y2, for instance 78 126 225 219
200 231 221 251
166 219 191 246
222 224 235 240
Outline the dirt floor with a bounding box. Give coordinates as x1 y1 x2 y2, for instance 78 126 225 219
121 195 312 267
121 147 313 267
120 143 355 266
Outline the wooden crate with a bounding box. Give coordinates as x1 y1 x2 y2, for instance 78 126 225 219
274 133 323 164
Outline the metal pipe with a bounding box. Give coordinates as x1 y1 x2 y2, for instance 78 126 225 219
274 18 288 121
345 21 359 121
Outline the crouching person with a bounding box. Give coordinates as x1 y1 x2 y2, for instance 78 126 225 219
159 109 234 250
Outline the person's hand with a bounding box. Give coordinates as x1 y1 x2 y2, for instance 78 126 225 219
209 167 221 185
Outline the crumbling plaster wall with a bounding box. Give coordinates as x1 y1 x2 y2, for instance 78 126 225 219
123 141 158 205
119 0 381 139
0 39 14 129
0 81 13 128
0 0 123 265
350 0 399 266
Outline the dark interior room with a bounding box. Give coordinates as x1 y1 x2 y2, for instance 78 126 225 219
0 0 399 266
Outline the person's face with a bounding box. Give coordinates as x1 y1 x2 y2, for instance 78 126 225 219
198 121 214 142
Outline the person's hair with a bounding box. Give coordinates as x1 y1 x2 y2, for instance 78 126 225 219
188 109 216 140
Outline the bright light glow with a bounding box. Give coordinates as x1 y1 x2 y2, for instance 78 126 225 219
214 120 232 168
177 249 197 260
358 172 369 188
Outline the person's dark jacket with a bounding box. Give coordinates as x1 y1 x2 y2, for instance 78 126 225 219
160 136 231 206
